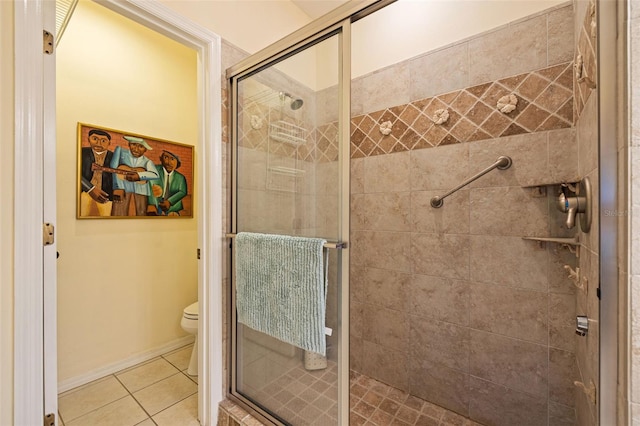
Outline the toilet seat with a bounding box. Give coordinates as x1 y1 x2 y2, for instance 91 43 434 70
183 302 198 320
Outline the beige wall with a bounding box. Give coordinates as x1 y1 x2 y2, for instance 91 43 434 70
55 0 198 383
0 1 14 424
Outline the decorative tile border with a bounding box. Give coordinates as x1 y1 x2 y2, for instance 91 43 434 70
350 61 574 159
574 1 597 117
235 61 575 163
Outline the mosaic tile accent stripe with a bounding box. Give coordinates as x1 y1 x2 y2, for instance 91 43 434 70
350 61 574 159
235 62 574 163
574 1 597 117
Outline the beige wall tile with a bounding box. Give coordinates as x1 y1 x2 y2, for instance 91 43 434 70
468 15 547 85
237 147 267 190
470 235 548 290
406 275 470 326
575 379 597 426
361 192 411 232
315 161 339 195
364 267 411 311
408 42 470 101
470 186 549 237
410 143 469 191
469 283 548 344
361 341 409 391
350 230 367 266
469 330 548 397
412 233 470 279
548 5 575 65
467 132 548 187
577 92 598 177
410 319 470 372
468 376 548 426
548 245 579 295
352 63 411 116
411 189 470 234
351 157 365 194
548 401 577 426
237 189 294 233
351 194 366 231
549 348 578 407
548 128 580 184
364 151 411 193
316 85 339 125
350 264 366 304
549 292 576 352
362 305 408 351
350 336 363 372
361 230 411 272
408 361 469 416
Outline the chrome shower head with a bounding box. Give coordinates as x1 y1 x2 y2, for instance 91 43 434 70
279 92 304 110
290 98 304 110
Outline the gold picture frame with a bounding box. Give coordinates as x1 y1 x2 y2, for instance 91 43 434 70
77 123 194 218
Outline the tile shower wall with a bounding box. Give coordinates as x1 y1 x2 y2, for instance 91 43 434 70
573 1 599 425
348 3 583 425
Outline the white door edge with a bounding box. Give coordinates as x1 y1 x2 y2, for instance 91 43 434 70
14 0 224 424
14 2 46 425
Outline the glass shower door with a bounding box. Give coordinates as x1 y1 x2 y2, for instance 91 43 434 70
230 28 348 425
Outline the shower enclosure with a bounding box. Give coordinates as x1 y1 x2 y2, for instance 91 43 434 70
227 0 610 425
228 18 352 425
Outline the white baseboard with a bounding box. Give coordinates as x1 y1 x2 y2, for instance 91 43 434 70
57 335 196 393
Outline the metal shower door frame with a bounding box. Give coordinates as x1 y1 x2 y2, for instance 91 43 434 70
226 3 397 424
227 19 349 426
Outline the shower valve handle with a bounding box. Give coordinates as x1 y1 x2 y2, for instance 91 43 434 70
556 178 591 231
557 192 584 229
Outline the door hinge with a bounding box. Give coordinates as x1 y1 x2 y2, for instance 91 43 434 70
43 30 54 54
44 413 55 426
43 223 55 246
197 248 201 260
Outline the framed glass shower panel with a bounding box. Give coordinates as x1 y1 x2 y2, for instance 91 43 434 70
230 30 345 425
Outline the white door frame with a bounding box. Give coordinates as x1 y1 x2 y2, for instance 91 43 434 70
14 0 224 424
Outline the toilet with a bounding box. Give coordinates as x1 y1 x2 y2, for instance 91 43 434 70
181 301 198 376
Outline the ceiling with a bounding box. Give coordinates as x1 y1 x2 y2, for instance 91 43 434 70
290 0 350 19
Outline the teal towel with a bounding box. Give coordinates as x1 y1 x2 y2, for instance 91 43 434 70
235 232 328 355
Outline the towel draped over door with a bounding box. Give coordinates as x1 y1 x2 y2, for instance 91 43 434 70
235 232 328 355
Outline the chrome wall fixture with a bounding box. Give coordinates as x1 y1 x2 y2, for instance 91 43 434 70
576 315 589 336
430 156 512 208
556 177 592 232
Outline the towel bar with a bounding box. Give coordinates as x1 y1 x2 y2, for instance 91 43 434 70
225 233 346 249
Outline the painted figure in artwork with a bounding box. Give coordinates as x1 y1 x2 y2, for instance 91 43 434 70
148 150 188 216
107 136 159 216
80 129 115 217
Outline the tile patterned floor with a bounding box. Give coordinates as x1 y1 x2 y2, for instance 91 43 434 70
226 359 483 426
59 343 482 426
349 371 483 426
58 344 198 426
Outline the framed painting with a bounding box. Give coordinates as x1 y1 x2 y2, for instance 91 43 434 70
77 123 194 218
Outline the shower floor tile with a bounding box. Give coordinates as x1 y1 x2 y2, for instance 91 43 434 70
229 359 484 425
349 371 484 426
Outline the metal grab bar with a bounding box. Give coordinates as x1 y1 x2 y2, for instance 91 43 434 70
430 156 512 208
225 233 347 249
